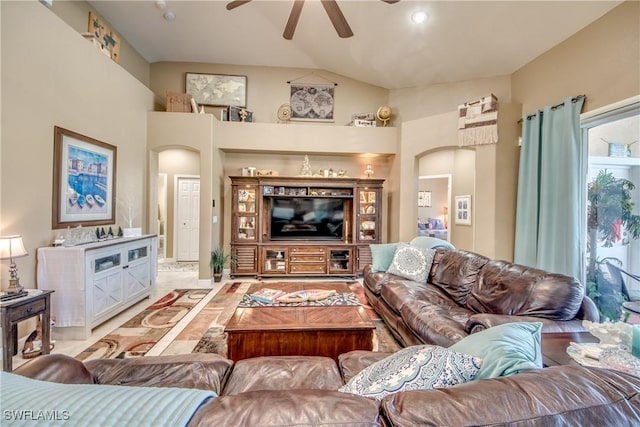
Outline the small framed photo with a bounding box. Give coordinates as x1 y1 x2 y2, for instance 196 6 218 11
185 73 247 107
455 195 471 225
418 191 431 207
263 186 274 195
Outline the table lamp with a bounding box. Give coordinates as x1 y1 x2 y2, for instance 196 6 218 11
0 235 28 294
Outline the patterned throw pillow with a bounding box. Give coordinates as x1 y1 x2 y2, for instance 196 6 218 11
338 345 482 401
386 243 435 283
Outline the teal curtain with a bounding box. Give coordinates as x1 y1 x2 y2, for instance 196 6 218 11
514 96 585 278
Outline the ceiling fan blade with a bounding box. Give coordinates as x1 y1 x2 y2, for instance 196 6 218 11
226 1 252 11
283 0 304 40
381 0 400 4
320 0 353 38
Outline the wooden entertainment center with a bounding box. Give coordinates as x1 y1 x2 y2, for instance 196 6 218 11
230 176 384 278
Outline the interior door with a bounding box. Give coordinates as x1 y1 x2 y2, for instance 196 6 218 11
176 177 200 261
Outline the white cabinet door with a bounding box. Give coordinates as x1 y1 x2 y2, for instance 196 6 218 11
93 269 123 321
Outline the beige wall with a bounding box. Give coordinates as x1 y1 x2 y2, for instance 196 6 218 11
1 2 154 294
512 0 639 115
150 62 390 125
396 103 521 258
147 113 215 280
49 0 151 87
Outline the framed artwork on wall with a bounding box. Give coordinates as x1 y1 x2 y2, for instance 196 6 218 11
52 126 117 229
185 73 247 107
289 83 335 122
418 191 432 207
455 195 471 225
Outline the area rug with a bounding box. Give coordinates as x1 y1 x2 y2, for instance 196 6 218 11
158 281 401 357
76 289 210 361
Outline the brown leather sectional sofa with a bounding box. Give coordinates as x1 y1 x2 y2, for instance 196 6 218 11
12 352 640 426
363 248 601 347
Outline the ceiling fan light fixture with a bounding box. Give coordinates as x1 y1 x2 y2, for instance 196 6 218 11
411 10 428 24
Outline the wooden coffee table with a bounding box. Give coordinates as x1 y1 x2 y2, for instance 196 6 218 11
541 331 599 366
225 282 375 362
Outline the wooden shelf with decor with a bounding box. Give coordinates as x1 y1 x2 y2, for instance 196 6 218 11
230 176 384 278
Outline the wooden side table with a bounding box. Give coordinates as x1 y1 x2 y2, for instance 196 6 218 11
541 331 599 367
1 289 54 371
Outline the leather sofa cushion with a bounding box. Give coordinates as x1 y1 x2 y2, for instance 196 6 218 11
362 265 396 295
430 250 489 306
400 300 469 347
380 365 640 426
222 356 343 396
338 350 392 383
85 353 233 394
188 389 382 427
466 260 584 320
13 354 94 384
380 280 446 315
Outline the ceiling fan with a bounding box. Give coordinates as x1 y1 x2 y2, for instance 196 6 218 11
227 0 400 40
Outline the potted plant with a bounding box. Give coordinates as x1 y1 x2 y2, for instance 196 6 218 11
586 170 640 321
210 247 236 283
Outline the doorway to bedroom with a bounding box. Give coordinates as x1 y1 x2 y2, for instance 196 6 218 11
417 174 451 242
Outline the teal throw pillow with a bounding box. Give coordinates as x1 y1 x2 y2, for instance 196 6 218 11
386 243 435 283
410 236 456 250
450 322 543 380
338 345 482 401
369 243 400 272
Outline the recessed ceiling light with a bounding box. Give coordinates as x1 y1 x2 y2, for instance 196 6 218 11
411 11 428 24
155 1 167 10
163 11 176 21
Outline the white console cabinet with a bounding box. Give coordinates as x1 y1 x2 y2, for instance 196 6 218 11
37 235 157 340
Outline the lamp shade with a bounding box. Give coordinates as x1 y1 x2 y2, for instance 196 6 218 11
0 235 28 260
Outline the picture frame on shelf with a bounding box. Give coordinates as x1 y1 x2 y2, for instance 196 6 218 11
418 191 432 207
290 83 334 122
185 72 247 107
228 106 253 122
455 195 471 225
52 126 116 229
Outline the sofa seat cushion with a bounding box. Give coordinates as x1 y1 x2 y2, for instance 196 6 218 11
222 356 343 396
430 250 490 306
380 279 449 315
188 389 382 427
466 260 585 320
338 345 482 401
85 354 233 394
380 366 640 427
400 300 470 347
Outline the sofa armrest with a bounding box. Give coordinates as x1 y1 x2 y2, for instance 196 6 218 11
465 314 589 334
13 354 95 384
85 354 234 394
576 295 600 322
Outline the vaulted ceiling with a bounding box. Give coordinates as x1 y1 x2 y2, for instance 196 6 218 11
88 1 621 89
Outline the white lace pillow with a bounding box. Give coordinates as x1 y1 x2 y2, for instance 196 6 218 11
339 345 482 401
386 243 435 283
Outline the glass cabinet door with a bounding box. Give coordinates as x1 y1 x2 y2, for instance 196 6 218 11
235 186 258 241
357 189 379 242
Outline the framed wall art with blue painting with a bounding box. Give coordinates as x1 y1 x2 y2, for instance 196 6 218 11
52 126 117 229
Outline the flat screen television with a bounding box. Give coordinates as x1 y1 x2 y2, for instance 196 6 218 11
269 198 345 240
